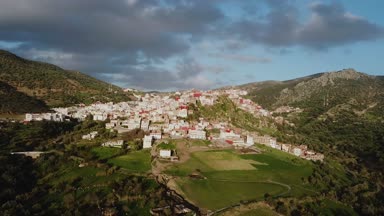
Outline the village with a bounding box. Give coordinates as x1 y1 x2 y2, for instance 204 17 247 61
24 89 324 162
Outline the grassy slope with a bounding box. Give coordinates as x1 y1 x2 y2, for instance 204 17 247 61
108 150 152 174
166 148 316 210
197 96 276 133
91 147 124 160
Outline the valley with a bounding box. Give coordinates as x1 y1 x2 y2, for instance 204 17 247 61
0 51 383 215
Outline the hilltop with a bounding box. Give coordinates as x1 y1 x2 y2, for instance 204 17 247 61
241 69 384 116
0 50 134 112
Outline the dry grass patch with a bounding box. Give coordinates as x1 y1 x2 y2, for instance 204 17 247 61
194 151 267 171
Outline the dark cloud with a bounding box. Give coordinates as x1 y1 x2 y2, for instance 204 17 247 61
298 3 383 49
210 53 272 63
0 0 382 90
100 60 217 91
0 0 223 60
230 1 383 49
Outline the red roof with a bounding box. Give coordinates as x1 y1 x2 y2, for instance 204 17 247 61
193 92 202 97
225 140 233 144
181 126 189 131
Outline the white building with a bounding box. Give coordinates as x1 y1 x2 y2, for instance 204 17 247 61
105 122 116 129
143 135 153 149
177 109 188 118
232 138 245 146
246 135 254 146
141 119 150 131
82 131 98 140
159 149 172 158
293 147 302 156
219 129 241 139
121 118 141 130
102 140 124 148
93 113 108 121
150 131 162 140
282 144 291 152
254 136 276 147
25 113 65 122
25 113 33 121
188 129 206 140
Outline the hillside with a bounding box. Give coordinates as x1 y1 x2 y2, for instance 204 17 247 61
237 69 384 215
0 81 49 114
243 69 384 114
0 50 133 110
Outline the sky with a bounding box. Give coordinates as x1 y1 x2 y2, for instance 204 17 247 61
0 0 383 91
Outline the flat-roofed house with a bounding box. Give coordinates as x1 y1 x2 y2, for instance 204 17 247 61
159 149 172 158
188 129 206 140
143 135 153 149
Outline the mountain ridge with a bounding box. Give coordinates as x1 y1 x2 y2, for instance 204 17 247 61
240 69 384 113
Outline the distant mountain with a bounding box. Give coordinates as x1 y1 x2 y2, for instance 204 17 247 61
0 50 133 111
241 69 384 117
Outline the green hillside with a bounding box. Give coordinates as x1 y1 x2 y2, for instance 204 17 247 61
189 96 275 134
0 50 133 109
237 69 384 215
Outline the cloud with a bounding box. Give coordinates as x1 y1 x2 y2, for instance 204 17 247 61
99 58 217 90
210 53 272 63
0 0 225 90
298 2 383 49
230 2 383 49
0 0 223 61
0 0 382 91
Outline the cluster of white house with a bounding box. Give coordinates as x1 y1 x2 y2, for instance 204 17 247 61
25 113 65 122
24 89 324 161
253 135 324 161
229 95 270 117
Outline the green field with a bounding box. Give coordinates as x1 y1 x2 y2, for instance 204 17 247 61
108 150 151 173
179 180 286 209
166 147 316 210
91 146 123 159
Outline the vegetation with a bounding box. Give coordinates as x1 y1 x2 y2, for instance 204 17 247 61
91 147 124 160
108 150 152 174
0 81 49 114
196 96 275 133
0 120 177 215
241 69 384 215
0 49 133 110
157 142 176 150
0 120 77 153
166 149 316 210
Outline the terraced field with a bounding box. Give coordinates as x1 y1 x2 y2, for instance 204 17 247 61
108 150 152 174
